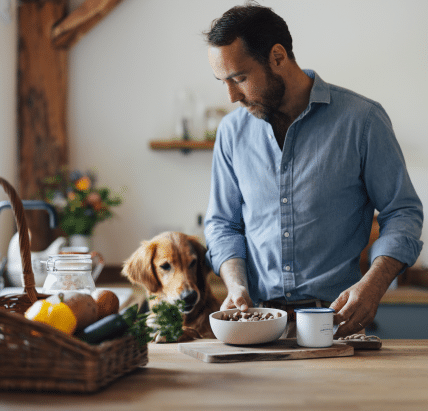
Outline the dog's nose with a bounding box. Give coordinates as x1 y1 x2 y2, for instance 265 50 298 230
179 289 198 312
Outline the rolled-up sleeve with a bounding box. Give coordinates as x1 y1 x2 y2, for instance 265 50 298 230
204 120 247 275
361 103 423 267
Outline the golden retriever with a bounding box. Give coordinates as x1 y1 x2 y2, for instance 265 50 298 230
122 231 220 340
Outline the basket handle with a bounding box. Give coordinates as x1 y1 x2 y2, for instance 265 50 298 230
0 177 38 303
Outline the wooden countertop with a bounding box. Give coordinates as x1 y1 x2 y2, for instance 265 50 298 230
1 339 427 410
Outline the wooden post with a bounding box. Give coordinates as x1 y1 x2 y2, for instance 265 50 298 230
17 0 124 250
18 0 69 250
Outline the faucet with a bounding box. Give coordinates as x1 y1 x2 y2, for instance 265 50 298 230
0 200 58 228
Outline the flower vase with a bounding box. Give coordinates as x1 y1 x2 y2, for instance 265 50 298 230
68 234 92 253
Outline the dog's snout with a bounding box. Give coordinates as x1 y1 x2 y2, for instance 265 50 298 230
180 289 198 312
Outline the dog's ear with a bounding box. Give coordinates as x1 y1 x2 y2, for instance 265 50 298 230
121 241 161 293
187 235 211 278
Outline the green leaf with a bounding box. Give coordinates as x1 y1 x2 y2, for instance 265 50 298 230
150 300 185 342
127 311 153 348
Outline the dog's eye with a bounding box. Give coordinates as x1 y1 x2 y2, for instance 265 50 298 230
160 262 171 271
189 259 197 269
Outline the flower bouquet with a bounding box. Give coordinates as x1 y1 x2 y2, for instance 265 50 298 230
42 169 123 237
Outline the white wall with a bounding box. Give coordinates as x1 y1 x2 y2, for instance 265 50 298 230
4 0 428 267
0 0 17 259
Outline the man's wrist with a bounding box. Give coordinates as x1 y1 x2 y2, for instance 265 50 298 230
362 255 405 294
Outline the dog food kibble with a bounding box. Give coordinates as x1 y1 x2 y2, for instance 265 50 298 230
338 334 381 342
220 311 282 322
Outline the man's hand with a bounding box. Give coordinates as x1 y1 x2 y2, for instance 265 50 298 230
220 284 253 311
219 258 252 311
330 278 383 338
330 256 404 337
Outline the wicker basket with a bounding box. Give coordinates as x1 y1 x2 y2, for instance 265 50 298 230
0 177 148 392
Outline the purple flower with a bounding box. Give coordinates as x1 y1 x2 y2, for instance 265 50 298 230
84 209 95 217
69 170 83 182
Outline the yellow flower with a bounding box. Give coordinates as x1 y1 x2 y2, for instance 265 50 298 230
75 176 91 191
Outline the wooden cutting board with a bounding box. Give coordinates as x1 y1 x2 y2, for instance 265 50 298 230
178 338 354 363
334 337 382 350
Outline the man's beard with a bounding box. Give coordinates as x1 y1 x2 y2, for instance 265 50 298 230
241 66 285 120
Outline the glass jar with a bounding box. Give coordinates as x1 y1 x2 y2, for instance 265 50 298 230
42 254 96 294
204 107 227 141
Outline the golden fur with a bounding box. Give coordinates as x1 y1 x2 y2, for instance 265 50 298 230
122 231 220 339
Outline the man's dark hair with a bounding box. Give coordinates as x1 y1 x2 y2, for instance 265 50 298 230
204 1 295 64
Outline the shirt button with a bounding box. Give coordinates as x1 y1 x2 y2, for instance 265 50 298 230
284 232 290 238
285 265 291 271
268 134 273 139
286 292 291 298
282 198 288 204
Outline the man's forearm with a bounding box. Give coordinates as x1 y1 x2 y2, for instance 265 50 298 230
219 258 248 290
361 255 405 295
219 258 252 310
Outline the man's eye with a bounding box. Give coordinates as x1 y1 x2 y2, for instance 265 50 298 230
234 77 246 84
160 262 171 271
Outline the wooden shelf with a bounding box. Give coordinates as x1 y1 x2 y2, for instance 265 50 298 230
149 139 215 152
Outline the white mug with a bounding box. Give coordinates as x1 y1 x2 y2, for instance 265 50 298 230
295 307 335 348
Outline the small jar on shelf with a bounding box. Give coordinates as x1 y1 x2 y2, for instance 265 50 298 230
204 108 228 141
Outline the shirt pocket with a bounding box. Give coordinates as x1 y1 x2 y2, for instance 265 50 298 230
238 163 279 216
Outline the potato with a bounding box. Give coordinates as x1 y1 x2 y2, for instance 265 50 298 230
46 292 98 331
91 289 120 320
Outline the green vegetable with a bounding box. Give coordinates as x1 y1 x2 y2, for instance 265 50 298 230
80 304 139 344
80 298 187 345
127 310 153 347
150 299 185 343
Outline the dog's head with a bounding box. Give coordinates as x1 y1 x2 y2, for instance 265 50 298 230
122 231 211 313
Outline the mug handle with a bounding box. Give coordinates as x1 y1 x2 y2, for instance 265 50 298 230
90 251 105 282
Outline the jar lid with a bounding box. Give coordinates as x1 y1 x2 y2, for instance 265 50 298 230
46 254 92 271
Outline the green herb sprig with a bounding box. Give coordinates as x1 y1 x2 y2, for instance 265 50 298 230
150 298 185 343
127 311 154 348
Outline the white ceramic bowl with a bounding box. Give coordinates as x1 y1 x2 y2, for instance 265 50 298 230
209 307 288 345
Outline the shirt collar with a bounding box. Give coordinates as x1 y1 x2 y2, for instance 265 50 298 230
303 69 331 105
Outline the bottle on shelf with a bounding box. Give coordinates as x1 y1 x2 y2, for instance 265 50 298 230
192 214 205 246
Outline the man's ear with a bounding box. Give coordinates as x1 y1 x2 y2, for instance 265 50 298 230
269 43 288 69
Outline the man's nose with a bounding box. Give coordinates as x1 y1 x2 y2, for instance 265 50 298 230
227 83 244 103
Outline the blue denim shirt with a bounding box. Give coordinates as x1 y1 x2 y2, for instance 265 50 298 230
204 70 423 305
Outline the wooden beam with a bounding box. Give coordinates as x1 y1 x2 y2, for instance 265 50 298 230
18 0 125 250
18 0 69 250
51 0 125 48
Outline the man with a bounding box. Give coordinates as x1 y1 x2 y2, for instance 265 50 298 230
203 3 423 337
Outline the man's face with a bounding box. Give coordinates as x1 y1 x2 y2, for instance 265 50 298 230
208 38 285 120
